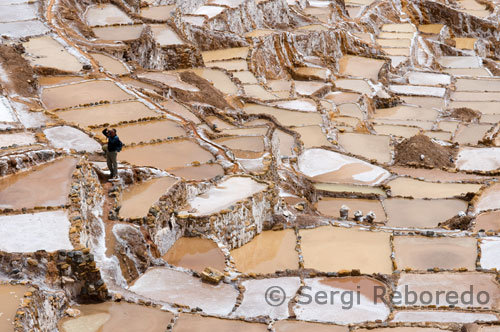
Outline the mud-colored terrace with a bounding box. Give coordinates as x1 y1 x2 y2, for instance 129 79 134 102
2 0 500 331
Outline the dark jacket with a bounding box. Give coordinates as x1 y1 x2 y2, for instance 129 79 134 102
103 129 124 152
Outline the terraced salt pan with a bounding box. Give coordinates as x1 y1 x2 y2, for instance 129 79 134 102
163 237 226 273
448 101 500 115
381 23 416 32
406 71 451 85
392 310 498 323
201 47 249 63
150 24 185 46
44 126 100 152
315 197 386 222
0 211 73 252
180 176 267 216
92 24 144 41
293 125 330 148
338 132 392 164
396 273 500 309
384 198 467 228
387 177 482 199
294 81 329 95
294 276 390 324
0 3 37 22
42 80 132 110
419 24 444 34
140 5 175 20
438 56 481 68
272 99 318 112
234 277 300 319
56 101 160 127
0 284 29 332
244 104 323 127
232 71 258 84
298 148 391 185
454 124 491 145
335 79 373 95
474 183 500 213
474 211 500 232
23 36 82 73
58 302 173 332
119 140 213 170
0 157 77 210
0 132 36 148
389 85 446 97
138 72 198 91
359 328 442 332
456 147 500 171
338 103 363 118
120 176 178 219
0 20 49 39
452 91 500 101
243 84 279 100
171 163 224 181
338 55 385 81
274 320 348 332
393 236 477 270
90 53 128 75
173 314 267 331
480 237 500 270
300 226 392 274
161 100 201 123
401 96 444 109
373 105 438 121
206 59 248 71
445 68 491 77
85 4 132 26
214 136 264 158
231 229 299 274
129 267 238 315
184 68 238 94
456 78 500 91
373 124 420 138
209 0 246 7
325 91 361 104
95 120 185 145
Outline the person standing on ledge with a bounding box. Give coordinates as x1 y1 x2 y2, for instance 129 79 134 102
102 128 123 181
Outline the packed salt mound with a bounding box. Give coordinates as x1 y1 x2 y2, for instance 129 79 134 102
456 147 500 171
394 134 456 168
297 148 390 185
44 126 101 152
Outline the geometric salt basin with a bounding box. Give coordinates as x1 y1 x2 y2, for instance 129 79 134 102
179 176 267 217
129 267 238 316
0 210 73 253
389 85 446 98
392 310 498 323
233 277 300 320
479 237 500 270
43 126 101 153
406 71 451 85
0 96 17 122
0 132 36 148
298 148 390 185
474 183 500 213
455 147 500 171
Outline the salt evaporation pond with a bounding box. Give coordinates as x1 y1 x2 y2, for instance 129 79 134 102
0 211 73 252
163 237 226 273
298 148 391 185
58 302 173 332
0 284 29 332
0 157 77 210
179 176 267 217
300 226 392 274
230 229 299 274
